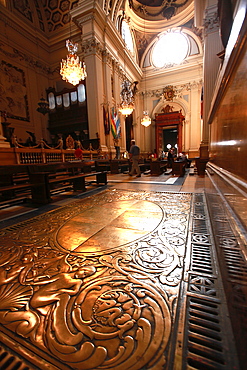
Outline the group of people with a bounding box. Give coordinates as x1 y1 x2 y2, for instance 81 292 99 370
128 141 191 177
167 148 191 168
74 139 190 177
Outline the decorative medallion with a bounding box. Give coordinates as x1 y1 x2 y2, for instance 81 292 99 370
163 85 175 101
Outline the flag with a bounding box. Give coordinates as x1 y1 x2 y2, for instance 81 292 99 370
111 107 121 139
103 105 110 135
201 86 203 119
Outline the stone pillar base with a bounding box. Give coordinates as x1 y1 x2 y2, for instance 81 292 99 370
199 142 209 159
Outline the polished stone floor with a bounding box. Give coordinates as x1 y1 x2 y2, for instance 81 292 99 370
0 171 245 370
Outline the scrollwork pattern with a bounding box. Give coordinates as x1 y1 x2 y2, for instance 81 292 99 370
0 189 192 369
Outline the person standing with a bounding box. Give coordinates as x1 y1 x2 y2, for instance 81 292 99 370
129 139 141 177
167 148 175 168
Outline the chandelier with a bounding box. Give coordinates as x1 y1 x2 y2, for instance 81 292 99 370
141 111 151 127
60 40 87 86
119 80 135 116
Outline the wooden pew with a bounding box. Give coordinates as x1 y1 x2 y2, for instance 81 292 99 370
28 162 107 204
172 161 186 176
150 160 167 175
0 165 31 203
110 160 130 174
95 159 130 174
95 160 111 172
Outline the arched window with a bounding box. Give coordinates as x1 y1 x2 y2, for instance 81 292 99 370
152 30 190 68
48 92 55 110
63 93 70 108
77 84 86 103
121 19 134 53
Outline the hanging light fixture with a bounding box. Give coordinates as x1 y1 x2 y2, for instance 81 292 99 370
118 32 135 117
36 95 49 115
141 111 151 127
141 7 151 127
119 80 135 116
60 40 87 86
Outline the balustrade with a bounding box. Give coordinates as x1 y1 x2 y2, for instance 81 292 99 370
0 136 102 165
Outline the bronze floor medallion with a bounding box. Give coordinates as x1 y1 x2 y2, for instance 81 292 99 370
0 189 240 369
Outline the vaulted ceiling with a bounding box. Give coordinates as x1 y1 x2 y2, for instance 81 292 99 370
10 0 194 35
11 0 79 33
128 0 193 21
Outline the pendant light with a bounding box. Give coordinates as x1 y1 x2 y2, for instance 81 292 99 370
36 94 49 115
141 8 151 127
119 79 135 116
60 39 87 86
119 37 135 116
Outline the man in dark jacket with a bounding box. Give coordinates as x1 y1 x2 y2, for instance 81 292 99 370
129 140 141 177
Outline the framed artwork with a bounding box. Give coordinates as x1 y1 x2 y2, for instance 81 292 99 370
0 60 30 121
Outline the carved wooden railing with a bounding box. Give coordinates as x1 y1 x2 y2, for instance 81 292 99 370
0 137 103 165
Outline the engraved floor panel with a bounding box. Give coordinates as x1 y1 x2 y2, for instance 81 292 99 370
0 189 240 369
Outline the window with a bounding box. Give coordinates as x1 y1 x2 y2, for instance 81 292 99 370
47 83 86 111
152 31 189 68
56 95 62 107
121 19 134 53
70 91 77 104
63 93 70 108
48 92 55 110
77 84 86 103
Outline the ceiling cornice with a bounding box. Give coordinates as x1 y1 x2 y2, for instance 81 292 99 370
125 2 194 33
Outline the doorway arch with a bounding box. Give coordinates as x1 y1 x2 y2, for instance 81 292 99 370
152 99 188 155
154 109 185 155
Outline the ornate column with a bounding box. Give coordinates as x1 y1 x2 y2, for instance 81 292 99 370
101 49 113 151
71 1 105 141
82 37 104 140
200 2 223 158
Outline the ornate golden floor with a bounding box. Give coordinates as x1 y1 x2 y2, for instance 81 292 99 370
0 188 244 369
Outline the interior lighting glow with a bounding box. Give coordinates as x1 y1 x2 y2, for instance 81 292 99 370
141 111 151 127
152 31 189 68
217 140 237 146
60 40 87 86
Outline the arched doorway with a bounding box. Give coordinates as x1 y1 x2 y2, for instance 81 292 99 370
163 127 178 154
154 110 185 156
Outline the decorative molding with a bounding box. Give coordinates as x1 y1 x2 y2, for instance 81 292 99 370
102 49 113 67
83 39 125 79
163 85 175 101
74 13 95 28
149 80 203 99
0 41 54 75
203 5 219 34
81 37 103 57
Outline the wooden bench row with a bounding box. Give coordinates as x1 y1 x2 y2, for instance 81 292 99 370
149 160 187 177
0 162 107 206
171 161 186 176
149 160 167 176
95 159 130 174
95 159 152 175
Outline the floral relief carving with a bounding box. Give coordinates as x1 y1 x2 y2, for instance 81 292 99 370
0 189 192 369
